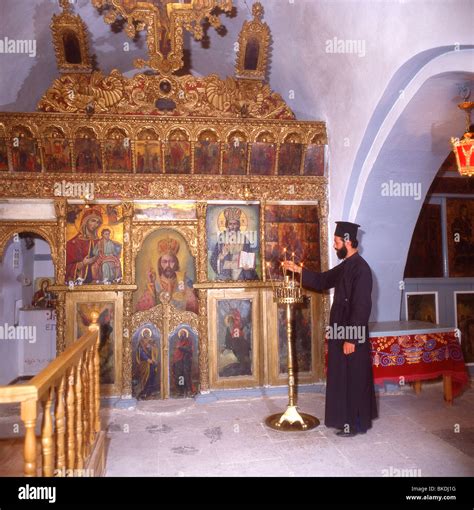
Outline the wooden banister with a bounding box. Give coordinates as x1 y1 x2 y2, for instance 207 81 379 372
0 320 101 477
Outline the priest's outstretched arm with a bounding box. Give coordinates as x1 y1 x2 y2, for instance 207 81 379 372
301 263 344 291
282 260 345 291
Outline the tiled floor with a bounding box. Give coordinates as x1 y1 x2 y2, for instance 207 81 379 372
1 381 473 477
101 382 474 477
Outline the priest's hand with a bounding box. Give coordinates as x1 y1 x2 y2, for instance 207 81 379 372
282 261 302 274
343 342 355 355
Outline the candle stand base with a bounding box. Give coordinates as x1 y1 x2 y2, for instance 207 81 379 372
265 405 319 431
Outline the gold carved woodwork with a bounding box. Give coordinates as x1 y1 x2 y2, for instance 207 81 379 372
122 202 134 285
51 0 93 73
0 113 326 179
197 289 209 392
196 202 208 283
38 72 295 119
131 302 199 398
54 198 67 286
0 175 327 205
235 2 270 81
56 292 67 354
122 290 133 397
91 0 233 75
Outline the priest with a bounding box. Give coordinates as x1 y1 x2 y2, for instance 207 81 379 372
284 221 377 436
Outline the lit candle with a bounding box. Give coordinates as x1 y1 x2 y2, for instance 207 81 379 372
300 262 304 288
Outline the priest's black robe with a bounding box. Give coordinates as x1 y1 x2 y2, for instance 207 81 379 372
302 252 377 432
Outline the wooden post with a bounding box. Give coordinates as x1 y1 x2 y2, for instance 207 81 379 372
443 374 453 405
21 399 38 477
94 330 101 433
75 359 83 470
413 380 422 395
88 346 95 446
66 366 75 470
82 351 90 459
41 387 55 477
55 375 66 473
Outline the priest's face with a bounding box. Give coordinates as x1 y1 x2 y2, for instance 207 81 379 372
333 236 347 260
159 253 178 278
227 219 240 232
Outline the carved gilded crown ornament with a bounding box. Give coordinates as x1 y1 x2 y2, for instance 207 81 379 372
91 0 233 75
38 0 294 119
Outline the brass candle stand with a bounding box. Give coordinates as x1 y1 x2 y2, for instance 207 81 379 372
265 263 319 431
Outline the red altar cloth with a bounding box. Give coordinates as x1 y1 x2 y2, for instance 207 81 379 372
369 331 470 397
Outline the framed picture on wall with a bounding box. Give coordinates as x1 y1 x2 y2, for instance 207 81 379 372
405 292 438 324
66 291 123 396
132 323 162 400
168 324 199 398
446 199 474 277
264 203 321 281
66 204 124 286
208 289 260 389
206 203 261 282
454 291 474 365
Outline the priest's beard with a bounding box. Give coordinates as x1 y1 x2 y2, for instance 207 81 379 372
161 267 177 279
336 245 347 260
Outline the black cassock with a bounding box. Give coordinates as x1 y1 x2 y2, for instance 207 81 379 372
302 252 377 432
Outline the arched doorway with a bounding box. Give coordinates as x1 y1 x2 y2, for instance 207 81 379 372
0 232 56 385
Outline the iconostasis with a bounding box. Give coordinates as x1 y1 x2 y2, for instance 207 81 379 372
0 0 330 399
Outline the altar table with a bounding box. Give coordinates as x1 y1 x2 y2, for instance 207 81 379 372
368 321 470 404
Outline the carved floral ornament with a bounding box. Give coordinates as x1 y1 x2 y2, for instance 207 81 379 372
38 71 294 119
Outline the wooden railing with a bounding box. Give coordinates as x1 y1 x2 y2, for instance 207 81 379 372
0 317 101 476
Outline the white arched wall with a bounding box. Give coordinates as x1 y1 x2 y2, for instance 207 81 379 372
343 49 474 321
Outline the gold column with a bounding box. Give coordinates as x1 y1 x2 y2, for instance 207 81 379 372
54 198 67 285
197 289 209 393
196 202 209 392
55 198 67 354
122 290 133 397
122 202 134 398
122 202 133 284
56 292 66 354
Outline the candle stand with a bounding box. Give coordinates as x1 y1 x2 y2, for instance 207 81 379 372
265 270 320 431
